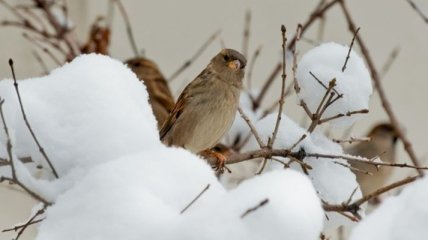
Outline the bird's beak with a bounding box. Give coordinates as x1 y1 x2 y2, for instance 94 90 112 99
227 60 241 70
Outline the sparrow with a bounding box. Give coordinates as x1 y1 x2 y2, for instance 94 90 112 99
125 57 175 128
347 123 398 200
160 48 246 167
81 17 110 55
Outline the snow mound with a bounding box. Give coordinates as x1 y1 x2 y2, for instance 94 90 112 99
350 176 428 240
223 113 363 230
0 54 159 179
296 42 372 126
36 146 323 240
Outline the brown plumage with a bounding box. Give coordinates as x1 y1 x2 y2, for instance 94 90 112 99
125 57 175 128
160 49 246 154
347 123 398 197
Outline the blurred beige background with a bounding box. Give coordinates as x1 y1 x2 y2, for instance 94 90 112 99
1 0 428 239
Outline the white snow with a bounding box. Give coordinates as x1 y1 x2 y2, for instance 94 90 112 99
0 54 159 178
222 113 363 230
223 91 261 148
1 54 324 240
36 149 323 240
296 42 372 127
350 176 428 240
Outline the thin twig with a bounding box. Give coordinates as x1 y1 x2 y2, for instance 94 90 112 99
319 109 369 124
292 24 302 94
334 161 372 175
246 45 262 91
0 98 16 180
169 30 221 82
268 25 287 148
323 175 419 216
241 198 269 218
341 27 360 72
180 184 210 214
9 59 59 178
13 205 46 240
380 46 400 79
22 33 62 65
332 136 371 144
405 0 428 23
339 0 424 176
2 219 44 233
237 106 265 148
242 9 251 58
113 0 139 57
0 98 50 205
31 50 49 75
252 62 281 110
307 152 428 170
288 0 341 51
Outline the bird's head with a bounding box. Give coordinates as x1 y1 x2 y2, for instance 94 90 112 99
368 123 399 146
210 48 247 80
125 57 162 82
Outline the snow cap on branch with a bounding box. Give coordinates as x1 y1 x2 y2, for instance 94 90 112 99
296 42 372 126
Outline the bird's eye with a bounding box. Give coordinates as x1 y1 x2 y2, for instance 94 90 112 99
223 55 230 62
133 62 141 67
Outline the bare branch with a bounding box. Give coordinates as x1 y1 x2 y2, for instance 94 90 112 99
288 0 341 51
168 30 221 82
339 0 424 176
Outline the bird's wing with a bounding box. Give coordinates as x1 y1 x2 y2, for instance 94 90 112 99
159 68 211 141
159 89 188 140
